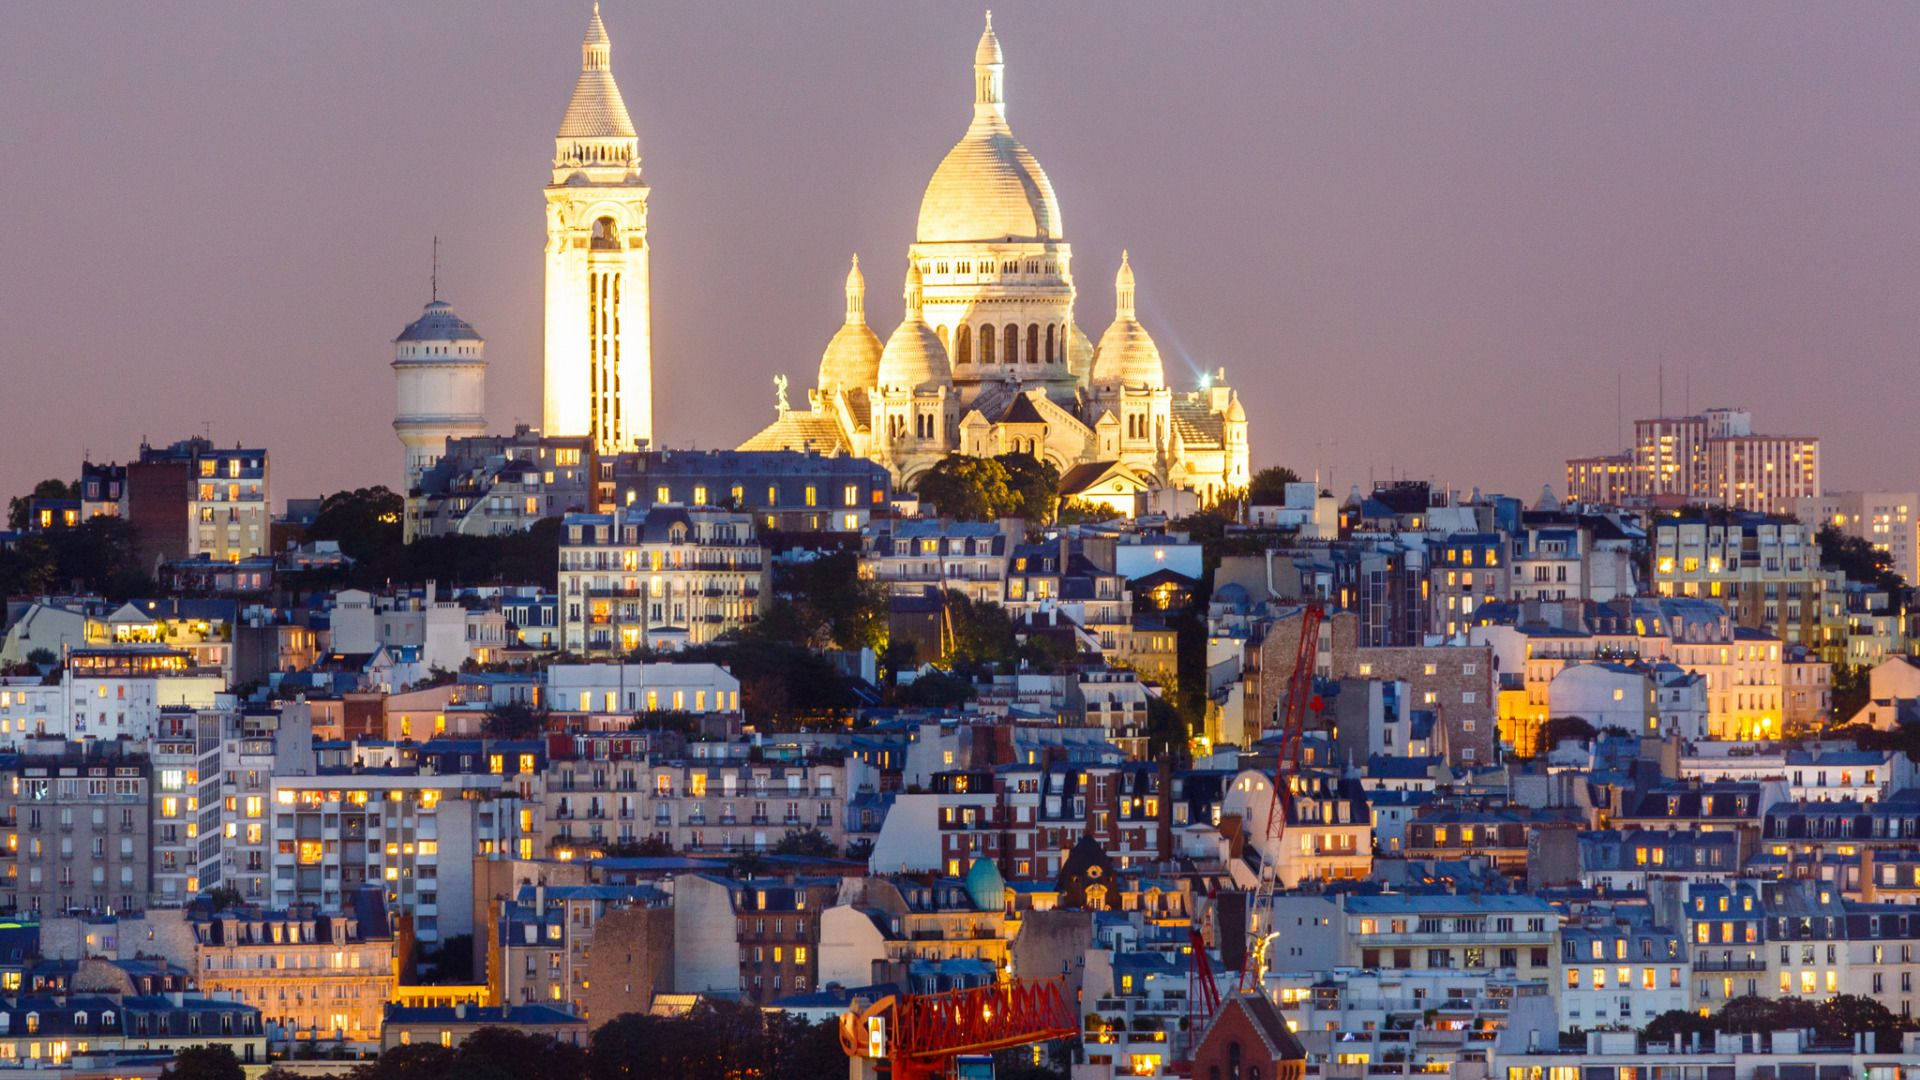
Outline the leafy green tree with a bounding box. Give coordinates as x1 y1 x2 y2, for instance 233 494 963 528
1542 715 1597 749
1644 1008 1718 1046
1813 994 1902 1047
1720 995 1818 1035
160 1046 244 1080
769 550 888 652
944 590 1020 670
453 1026 589 1080
1818 525 1907 594
6 478 78 530
996 452 1061 526
915 455 1015 521
1056 498 1122 525
23 648 55 670
307 486 405 562
1246 466 1303 506
1830 663 1870 726
347 1043 456 1080
894 669 976 708
481 701 548 739
772 828 837 858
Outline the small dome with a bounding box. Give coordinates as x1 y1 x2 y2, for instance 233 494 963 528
396 300 483 344
876 264 951 391
916 14 1062 244
1089 252 1164 388
817 255 883 393
975 11 1004 66
1225 392 1247 423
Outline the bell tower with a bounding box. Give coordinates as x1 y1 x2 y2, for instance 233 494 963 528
544 3 652 453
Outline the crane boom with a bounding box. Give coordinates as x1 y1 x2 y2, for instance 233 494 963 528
1239 601 1325 993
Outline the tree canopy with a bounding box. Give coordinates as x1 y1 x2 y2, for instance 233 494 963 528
1818 525 1908 595
0 515 153 600
160 1046 244 1080
914 455 1015 522
1246 466 1303 507
6 478 78 531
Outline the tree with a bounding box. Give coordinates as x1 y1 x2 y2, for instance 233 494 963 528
481 701 548 739
6 478 77 530
915 455 1015 521
200 885 243 912
1644 1009 1718 1046
1719 994 1818 1035
1818 525 1907 594
161 1045 244 1080
1831 663 1870 726
769 550 889 652
1246 466 1303 507
23 648 55 670
772 828 837 858
1542 715 1597 750
454 1026 589 1080
307 486 405 562
1814 994 1902 1048
1056 498 1121 525
347 1043 457 1080
894 669 976 708
944 590 1020 671
996 452 1061 526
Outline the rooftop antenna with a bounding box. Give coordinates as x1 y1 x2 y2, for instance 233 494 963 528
431 235 439 302
1616 372 1623 454
1657 360 1665 420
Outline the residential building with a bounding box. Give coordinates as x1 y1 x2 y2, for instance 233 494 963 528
558 505 770 653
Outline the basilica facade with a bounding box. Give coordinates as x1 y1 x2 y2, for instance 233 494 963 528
741 14 1252 510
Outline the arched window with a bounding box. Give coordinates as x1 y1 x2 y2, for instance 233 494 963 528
1004 324 1019 364
1045 324 1056 364
1229 1041 1242 1080
1027 324 1040 363
956 325 972 364
980 326 995 364
590 217 621 251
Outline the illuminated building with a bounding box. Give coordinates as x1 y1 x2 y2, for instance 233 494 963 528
557 506 769 654
392 294 487 494
742 16 1251 510
190 891 397 1050
1564 408 1820 513
544 4 652 454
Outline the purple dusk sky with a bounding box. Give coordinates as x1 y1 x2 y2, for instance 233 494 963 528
2 3 1916 505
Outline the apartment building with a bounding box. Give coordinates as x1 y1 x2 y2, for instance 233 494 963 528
558 505 770 654
863 519 1017 605
1651 515 1827 646
0 744 152 915
268 768 524 945
191 889 396 1048
640 744 868 855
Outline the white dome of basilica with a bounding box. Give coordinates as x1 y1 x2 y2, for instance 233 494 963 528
1090 252 1165 389
915 13 1062 245
876 263 951 391
817 255 884 393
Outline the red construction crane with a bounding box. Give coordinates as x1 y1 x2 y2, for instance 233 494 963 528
1239 600 1325 992
839 977 1078 1080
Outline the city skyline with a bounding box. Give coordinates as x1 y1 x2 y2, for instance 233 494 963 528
3 3 1918 502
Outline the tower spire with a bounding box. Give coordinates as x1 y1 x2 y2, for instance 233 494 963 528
974 10 1005 117
431 235 439 302
1115 250 1135 320
845 255 867 327
903 261 925 319
582 3 611 71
